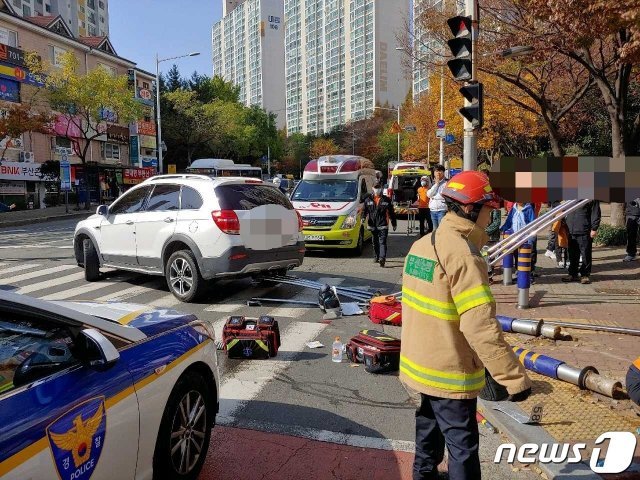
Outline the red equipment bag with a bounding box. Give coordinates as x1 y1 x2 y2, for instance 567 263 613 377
368 296 402 326
222 315 281 359
345 329 401 374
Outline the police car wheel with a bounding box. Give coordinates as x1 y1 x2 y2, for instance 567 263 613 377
153 371 213 480
166 250 204 303
83 239 100 282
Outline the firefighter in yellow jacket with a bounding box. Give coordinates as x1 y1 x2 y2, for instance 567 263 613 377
400 171 532 480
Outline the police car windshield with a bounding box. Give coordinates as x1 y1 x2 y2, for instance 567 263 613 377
292 179 358 202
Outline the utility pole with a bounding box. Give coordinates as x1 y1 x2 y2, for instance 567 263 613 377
267 145 271 178
397 106 401 163
440 65 445 166
463 0 478 171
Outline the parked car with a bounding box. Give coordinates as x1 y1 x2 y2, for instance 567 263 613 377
0 290 219 480
74 175 305 302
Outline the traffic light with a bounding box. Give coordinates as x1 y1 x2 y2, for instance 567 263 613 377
459 83 483 128
446 16 472 82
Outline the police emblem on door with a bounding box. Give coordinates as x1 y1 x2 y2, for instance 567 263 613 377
46 396 107 480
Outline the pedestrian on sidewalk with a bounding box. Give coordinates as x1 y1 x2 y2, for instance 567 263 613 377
415 176 433 237
562 200 601 285
427 165 447 231
624 198 640 262
545 201 560 260
0 201 16 212
485 206 502 281
363 181 397 268
500 202 538 279
400 171 531 480
626 356 640 415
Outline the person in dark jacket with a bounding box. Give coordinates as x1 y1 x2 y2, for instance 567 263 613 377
363 181 397 267
562 200 601 284
0 201 16 212
485 208 502 244
624 198 640 262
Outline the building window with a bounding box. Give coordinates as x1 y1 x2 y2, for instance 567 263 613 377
142 81 149 89
37 0 43 4
49 45 67 67
54 136 72 149
102 143 120 160
45 3 50 12
97 63 116 76
87 0 95 9
12 0 20 8
0 28 18 47
99 0 104 8
88 25 97 36
22 4 31 16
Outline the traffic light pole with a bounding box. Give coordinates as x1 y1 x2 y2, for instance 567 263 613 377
463 0 478 171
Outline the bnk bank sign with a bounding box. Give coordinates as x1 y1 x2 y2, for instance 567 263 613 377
495 431 637 474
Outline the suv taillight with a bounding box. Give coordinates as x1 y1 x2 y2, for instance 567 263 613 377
212 210 240 235
296 210 304 232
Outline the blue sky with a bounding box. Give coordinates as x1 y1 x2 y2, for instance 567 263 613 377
109 0 222 77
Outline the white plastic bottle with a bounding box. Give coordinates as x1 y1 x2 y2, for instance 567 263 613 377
332 337 343 363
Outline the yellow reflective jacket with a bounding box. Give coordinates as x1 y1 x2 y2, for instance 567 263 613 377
400 212 531 399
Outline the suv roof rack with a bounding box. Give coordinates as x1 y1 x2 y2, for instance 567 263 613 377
142 174 212 183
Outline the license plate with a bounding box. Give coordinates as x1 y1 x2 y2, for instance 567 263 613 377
305 235 325 242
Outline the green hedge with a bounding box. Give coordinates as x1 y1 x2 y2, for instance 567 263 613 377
594 224 628 246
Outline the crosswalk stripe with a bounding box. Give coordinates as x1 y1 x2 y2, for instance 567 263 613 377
0 263 42 275
205 303 245 313
93 281 160 302
16 272 86 295
148 294 179 309
2 264 77 284
39 276 134 300
218 320 326 418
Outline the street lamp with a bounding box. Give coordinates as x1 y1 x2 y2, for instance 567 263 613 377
374 106 401 163
155 51 200 174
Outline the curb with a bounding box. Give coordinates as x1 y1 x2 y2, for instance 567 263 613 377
478 399 601 480
0 212 90 228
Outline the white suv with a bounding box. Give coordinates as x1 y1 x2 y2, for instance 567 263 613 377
74 175 305 302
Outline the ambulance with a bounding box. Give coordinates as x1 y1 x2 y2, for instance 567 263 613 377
290 155 377 254
386 162 432 214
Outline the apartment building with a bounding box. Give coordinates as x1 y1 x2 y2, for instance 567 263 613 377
8 0 108 37
0 0 153 208
284 0 409 135
212 0 286 128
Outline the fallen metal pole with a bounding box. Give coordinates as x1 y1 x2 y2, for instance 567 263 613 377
274 276 374 299
277 275 376 296
488 200 591 265
250 297 319 306
486 200 583 256
540 320 640 337
512 346 622 398
261 277 371 302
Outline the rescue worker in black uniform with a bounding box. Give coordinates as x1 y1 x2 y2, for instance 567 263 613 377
363 181 397 267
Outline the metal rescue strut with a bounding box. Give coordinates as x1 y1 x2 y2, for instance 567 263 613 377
485 199 591 266
512 346 622 398
497 316 561 339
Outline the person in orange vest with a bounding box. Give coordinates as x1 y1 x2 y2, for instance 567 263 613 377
627 356 640 414
415 176 433 237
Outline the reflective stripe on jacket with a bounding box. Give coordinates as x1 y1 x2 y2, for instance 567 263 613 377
400 213 531 399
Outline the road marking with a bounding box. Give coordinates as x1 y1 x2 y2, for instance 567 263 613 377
16 271 87 294
148 294 179 308
218 320 326 418
93 282 160 302
205 303 245 313
39 276 134 300
216 416 416 453
1 264 77 284
0 263 41 275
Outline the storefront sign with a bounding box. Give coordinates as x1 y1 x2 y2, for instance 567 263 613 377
99 107 117 123
0 180 25 194
141 156 157 169
137 120 156 136
140 135 156 149
53 115 83 139
0 78 19 102
129 135 139 166
107 124 129 143
0 43 30 68
0 161 41 181
0 62 44 87
123 167 154 185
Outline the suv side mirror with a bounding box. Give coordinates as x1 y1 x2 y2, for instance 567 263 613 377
96 205 108 216
81 328 119 368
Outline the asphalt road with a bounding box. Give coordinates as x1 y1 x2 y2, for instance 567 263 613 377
0 218 538 479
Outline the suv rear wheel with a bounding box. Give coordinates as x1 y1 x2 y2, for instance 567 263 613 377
166 250 204 302
83 239 101 282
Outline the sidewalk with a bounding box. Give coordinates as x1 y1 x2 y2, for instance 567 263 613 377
0 205 93 228
486 235 640 479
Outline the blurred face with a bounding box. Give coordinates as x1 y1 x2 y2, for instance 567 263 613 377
434 170 444 181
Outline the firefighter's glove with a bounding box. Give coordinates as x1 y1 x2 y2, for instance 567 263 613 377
510 387 532 403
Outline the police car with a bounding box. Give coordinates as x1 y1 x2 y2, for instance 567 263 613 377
0 291 219 480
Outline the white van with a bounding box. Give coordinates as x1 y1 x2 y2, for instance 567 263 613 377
290 155 377 254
